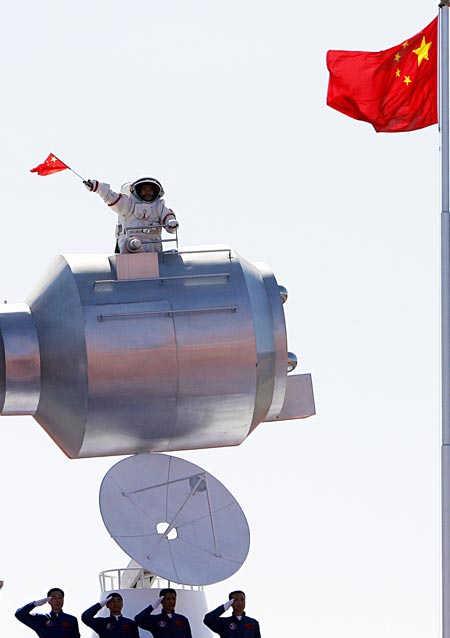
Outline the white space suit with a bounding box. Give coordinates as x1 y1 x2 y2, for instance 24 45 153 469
86 176 178 253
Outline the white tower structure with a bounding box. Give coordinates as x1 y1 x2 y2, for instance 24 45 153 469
93 560 213 638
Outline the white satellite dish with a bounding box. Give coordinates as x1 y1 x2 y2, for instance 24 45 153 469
99 453 250 585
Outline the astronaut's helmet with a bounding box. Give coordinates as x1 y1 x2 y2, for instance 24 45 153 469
129 177 165 202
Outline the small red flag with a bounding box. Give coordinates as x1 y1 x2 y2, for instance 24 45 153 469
30 153 69 176
326 17 438 133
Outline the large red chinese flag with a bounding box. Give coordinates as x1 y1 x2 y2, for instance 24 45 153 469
30 153 69 176
326 17 437 133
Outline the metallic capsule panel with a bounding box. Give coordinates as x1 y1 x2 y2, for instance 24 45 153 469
0 303 40 415
0 245 314 458
266 373 315 422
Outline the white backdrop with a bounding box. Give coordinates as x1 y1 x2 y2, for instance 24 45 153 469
0 2 441 637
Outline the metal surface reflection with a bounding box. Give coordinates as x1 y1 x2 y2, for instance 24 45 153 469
0 245 315 458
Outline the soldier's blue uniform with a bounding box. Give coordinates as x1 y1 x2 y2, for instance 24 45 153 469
15 602 80 638
134 604 192 638
204 605 261 638
82 603 139 638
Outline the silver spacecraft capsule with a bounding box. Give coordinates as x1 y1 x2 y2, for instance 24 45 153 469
0 245 314 458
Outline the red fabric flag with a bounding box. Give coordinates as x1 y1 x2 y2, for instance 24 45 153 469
30 153 69 176
326 17 438 133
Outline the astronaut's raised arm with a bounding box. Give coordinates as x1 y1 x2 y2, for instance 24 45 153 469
85 180 134 217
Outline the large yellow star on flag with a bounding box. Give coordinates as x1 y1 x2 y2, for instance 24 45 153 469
413 36 432 66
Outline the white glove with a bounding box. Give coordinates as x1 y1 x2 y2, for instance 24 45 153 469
83 179 96 191
150 596 164 609
223 599 234 611
99 595 113 607
166 219 179 230
34 597 51 607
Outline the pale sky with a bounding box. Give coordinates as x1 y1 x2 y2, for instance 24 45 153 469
0 2 442 637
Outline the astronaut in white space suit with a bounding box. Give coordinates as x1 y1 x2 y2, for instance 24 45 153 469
84 176 178 253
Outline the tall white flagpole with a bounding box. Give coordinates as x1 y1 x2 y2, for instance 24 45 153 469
441 4 450 638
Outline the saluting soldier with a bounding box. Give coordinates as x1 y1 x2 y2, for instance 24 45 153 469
15 587 80 638
134 588 192 638
204 591 261 638
82 592 139 638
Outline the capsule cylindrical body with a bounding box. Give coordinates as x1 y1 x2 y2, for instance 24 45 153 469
0 245 313 458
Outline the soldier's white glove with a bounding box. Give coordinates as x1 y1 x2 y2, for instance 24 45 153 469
150 596 164 610
166 219 179 230
83 179 95 191
34 597 51 607
223 599 234 611
99 595 113 607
